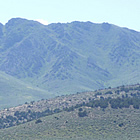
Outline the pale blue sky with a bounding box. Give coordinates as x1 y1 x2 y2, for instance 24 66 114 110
0 0 140 31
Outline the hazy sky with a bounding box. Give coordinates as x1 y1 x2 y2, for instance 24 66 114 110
0 0 140 31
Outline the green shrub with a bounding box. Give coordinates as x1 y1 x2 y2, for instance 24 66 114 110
78 110 88 117
35 119 42 124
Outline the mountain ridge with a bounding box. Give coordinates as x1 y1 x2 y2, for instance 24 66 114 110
0 18 140 108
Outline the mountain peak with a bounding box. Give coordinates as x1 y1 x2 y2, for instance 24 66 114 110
5 18 42 29
6 17 27 25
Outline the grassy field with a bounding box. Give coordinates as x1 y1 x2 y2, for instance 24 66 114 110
0 107 140 140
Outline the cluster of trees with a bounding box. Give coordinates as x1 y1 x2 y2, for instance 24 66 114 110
0 115 16 129
86 96 140 109
14 108 54 122
0 108 55 129
118 85 140 93
109 97 140 109
95 86 140 97
64 96 140 118
86 97 108 109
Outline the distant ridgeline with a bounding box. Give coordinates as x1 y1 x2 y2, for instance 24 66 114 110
0 18 140 109
0 84 140 129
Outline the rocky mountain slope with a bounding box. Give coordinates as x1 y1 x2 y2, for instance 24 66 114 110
0 84 139 128
0 18 140 108
0 84 140 140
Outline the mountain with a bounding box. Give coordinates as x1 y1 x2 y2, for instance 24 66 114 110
0 18 140 108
